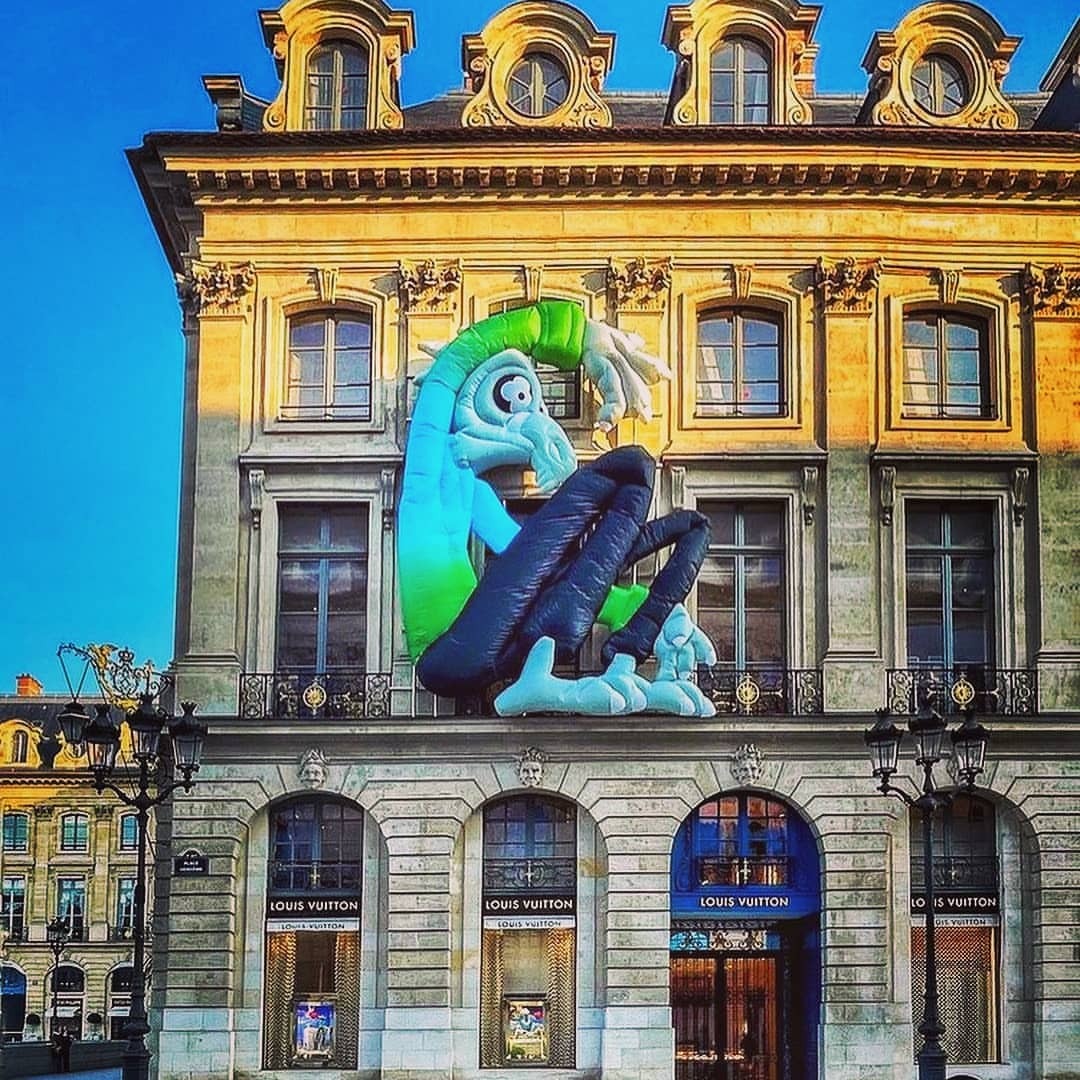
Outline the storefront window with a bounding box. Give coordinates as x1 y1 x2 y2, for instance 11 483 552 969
481 795 577 1068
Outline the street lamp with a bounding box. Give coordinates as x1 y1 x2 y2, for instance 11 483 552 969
864 697 990 1080
56 692 206 1080
45 917 70 1041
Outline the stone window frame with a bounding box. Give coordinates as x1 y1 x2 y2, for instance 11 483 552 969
2 812 30 853
883 289 1011 436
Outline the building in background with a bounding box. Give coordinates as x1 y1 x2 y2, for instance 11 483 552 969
129 1 1080 1077
0 676 144 1043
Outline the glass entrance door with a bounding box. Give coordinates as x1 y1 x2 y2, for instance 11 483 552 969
673 953 780 1080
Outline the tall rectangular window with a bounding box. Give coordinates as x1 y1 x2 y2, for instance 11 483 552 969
2 813 28 852
284 312 373 421
696 503 786 669
57 878 86 940
117 878 136 932
277 506 368 672
905 505 994 669
119 814 138 852
60 813 89 852
903 312 991 419
696 309 783 418
1 876 25 939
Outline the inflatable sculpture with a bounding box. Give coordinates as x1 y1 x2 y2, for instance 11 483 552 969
398 300 716 716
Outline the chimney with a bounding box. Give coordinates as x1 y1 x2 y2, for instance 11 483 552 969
16 673 43 697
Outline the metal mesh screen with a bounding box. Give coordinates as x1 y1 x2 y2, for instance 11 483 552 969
546 927 576 1068
480 929 505 1068
911 924 997 1063
334 931 361 1069
263 932 297 1069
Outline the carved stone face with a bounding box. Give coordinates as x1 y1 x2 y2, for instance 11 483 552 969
518 758 543 788
299 749 327 789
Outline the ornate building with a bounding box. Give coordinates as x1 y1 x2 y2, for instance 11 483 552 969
0 677 144 1044
130 1 1080 1078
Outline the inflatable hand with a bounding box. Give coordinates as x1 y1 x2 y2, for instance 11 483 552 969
582 320 673 431
655 603 717 682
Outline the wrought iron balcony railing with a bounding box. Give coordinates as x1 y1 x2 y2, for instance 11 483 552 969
696 855 790 888
1 923 25 942
910 855 999 892
240 671 390 720
886 667 1037 716
696 667 823 716
108 924 136 941
269 860 362 894
483 857 577 894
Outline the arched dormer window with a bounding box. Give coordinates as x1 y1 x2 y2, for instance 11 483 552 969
304 40 369 130
11 730 28 764
696 307 784 418
710 36 770 124
507 52 571 118
912 53 968 116
285 309 373 421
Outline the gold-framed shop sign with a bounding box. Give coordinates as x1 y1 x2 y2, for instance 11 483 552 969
503 996 549 1065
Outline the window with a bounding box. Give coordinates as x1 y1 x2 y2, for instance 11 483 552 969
507 52 570 117
484 795 576 866
710 37 770 124
696 309 783 418
56 878 86 940
912 796 998 893
688 794 790 886
284 311 373 421
488 300 581 420
913 53 968 116
305 40 368 130
903 312 990 419
116 878 136 934
119 814 138 852
2 813 28 853
59 814 89 853
49 965 85 1040
270 798 363 894
906 505 994 670
11 730 28 764
108 967 133 1041
1 877 25 941
697 503 785 669
276 506 368 672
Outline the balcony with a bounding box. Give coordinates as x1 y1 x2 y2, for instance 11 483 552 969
696 667 823 716
911 855 999 892
886 667 1037 716
483 857 576 894
2 923 25 943
108 925 135 941
240 671 390 720
696 856 790 887
269 860 362 894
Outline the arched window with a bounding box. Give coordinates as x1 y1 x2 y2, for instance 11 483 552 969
507 52 570 118
270 798 363 894
710 37 771 124
1 963 28 1042
285 310 373 422
11 730 28 764
49 965 84 1039
696 308 784 418
51 966 84 994
683 793 790 887
909 795 999 1063
119 813 138 851
108 967 133 1040
59 813 89 852
481 795 577 1068
902 310 991 419
305 40 369 130
2 813 29 853
913 53 968 116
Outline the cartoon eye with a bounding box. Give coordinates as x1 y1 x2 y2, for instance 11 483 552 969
493 373 534 414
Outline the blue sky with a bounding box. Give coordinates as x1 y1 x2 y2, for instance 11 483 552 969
3 0 1075 692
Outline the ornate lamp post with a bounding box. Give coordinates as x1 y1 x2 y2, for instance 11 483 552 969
864 697 989 1080
45 917 71 1040
55 693 205 1080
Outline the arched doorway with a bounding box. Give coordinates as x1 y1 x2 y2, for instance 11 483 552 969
49 964 85 1039
108 966 134 1040
670 792 821 1080
1 963 27 1042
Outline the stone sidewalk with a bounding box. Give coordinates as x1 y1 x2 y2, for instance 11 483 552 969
22 1071 120 1080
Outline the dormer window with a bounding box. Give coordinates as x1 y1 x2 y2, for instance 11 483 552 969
508 52 571 118
305 40 369 130
912 53 968 116
710 37 770 124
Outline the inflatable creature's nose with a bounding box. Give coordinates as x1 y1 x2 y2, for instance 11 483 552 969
514 410 578 494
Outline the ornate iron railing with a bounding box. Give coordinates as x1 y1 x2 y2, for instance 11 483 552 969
239 671 391 720
886 667 1037 716
483 857 576 893
108 924 136 941
696 667 823 716
269 860 362 894
910 855 999 892
695 855 791 888
2 922 25 942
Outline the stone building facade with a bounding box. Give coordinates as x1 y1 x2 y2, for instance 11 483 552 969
129 1 1080 1078
0 678 146 1044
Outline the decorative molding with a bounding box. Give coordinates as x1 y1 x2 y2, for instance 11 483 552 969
607 257 672 312
880 465 897 526
1011 466 1030 526
516 746 548 788
249 469 266 531
398 259 462 313
670 465 687 510
861 5 1020 130
298 747 328 789
934 267 963 306
33 805 54 819
816 257 881 314
380 468 397 533
1023 263 1080 318
313 267 339 306
94 805 114 820
175 261 256 316
732 264 753 301
731 743 765 786
524 265 544 304
801 466 818 526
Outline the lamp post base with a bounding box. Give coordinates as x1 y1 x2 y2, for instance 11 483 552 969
122 1038 152 1080
917 1041 947 1080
